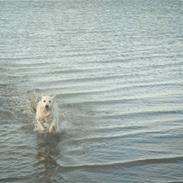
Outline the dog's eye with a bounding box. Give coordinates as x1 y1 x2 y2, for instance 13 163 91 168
43 100 46 103
49 100 51 103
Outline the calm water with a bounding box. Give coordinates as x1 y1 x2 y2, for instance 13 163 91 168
0 0 183 182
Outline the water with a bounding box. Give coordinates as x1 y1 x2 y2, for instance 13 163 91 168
0 0 183 182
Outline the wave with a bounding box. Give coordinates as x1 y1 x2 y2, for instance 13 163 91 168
57 156 183 170
0 176 32 183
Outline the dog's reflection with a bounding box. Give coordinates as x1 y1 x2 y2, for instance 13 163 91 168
35 133 63 183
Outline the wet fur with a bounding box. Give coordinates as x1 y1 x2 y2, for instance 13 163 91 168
35 96 60 133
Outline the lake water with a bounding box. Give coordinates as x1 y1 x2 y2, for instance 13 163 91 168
0 0 183 182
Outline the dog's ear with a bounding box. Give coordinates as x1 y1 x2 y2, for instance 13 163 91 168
51 95 56 101
40 95 45 101
51 96 56 100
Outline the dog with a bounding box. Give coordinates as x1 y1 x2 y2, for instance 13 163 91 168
35 95 60 133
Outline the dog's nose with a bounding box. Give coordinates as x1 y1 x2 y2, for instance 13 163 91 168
45 105 49 109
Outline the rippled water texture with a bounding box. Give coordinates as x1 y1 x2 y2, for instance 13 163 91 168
0 0 183 182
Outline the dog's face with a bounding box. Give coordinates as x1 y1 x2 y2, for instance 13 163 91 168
41 96 55 111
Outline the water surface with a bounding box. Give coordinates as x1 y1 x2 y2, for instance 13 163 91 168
0 0 183 182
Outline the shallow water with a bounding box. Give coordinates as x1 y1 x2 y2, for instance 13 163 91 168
0 0 183 182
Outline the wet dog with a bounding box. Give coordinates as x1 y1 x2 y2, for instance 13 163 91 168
35 95 60 133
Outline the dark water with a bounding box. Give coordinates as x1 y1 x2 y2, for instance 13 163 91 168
0 0 183 182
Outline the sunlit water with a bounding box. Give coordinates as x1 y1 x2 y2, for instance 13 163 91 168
0 0 183 182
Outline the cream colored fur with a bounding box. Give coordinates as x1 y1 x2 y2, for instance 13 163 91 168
35 96 60 133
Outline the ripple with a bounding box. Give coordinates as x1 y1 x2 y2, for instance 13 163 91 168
1 0 183 182
0 176 32 183
57 156 183 170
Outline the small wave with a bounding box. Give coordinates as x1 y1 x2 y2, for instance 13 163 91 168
0 175 32 183
57 156 183 171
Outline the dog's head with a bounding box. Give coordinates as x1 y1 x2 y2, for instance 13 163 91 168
41 95 55 111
